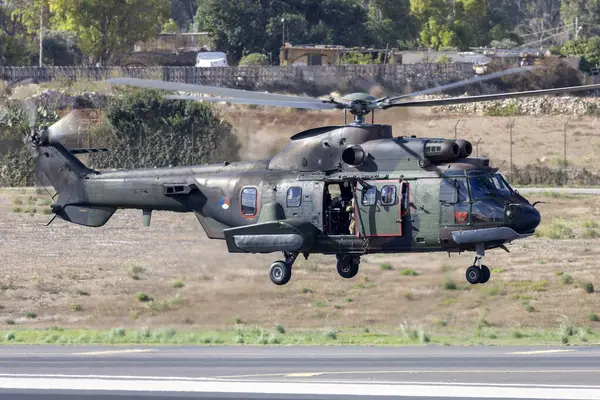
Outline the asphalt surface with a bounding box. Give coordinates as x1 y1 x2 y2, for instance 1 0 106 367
1 345 600 399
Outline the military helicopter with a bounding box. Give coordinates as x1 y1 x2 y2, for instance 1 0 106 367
24 67 600 286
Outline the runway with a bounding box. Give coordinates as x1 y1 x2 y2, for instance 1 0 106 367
1 346 600 399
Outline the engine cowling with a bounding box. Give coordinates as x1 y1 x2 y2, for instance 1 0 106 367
342 145 366 166
455 139 473 158
424 140 460 163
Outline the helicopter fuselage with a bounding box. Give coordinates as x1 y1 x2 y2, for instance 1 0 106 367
34 123 541 285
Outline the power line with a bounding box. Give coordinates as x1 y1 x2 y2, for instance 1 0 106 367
519 23 575 38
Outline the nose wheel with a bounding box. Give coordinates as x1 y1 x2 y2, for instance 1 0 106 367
465 244 492 285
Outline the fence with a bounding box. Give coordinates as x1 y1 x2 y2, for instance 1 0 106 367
0 63 476 88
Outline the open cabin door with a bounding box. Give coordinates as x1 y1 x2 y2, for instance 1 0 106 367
355 180 408 237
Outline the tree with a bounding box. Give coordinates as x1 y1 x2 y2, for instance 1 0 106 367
561 0 600 37
49 0 169 63
196 0 368 63
558 38 600 72
366 0 417 48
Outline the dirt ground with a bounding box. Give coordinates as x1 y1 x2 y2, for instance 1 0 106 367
226 106 600 173
1 187 599 334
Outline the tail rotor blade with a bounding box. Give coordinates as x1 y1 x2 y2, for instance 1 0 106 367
47 110 85 143
23 98 37 129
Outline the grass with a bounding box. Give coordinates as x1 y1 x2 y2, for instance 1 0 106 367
302 287 314 294
0 323 599 345
535 219 574 239
400 268 419 276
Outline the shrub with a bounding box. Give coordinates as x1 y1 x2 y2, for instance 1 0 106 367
172 279 184 288
324 328 338 340
239 53 268 66
561 273 573 285
442 279 457 290
400 268 418 276
583 282 595 294
24 311 37 319
588 313 599 322
71 304 83 312
380 263 393 271
92 89 240 171
274 323 286 334
136 292 151 302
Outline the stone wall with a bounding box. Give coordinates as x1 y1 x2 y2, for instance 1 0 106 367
427 94 600 116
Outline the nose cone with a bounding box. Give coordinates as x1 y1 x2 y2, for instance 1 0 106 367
510 204 541 234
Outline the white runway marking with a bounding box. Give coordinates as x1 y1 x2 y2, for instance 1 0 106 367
72 349 158 356
2 375 600 399
508 350 576 355
285 372 324 377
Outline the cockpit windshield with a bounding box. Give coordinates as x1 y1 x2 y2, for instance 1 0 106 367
469 173 514 200
440 172 515 226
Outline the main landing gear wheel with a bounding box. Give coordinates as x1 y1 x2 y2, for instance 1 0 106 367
336 254 360 279
269 261 291 285
479 265 491 284
465 266 481 285
268 252 298 285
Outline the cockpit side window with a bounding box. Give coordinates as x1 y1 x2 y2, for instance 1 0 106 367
440 177 469 225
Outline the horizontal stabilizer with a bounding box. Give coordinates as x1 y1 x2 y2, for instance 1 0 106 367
59 205 116 227
69 148 110 155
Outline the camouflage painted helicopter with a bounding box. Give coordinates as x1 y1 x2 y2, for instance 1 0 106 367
25 67 600 286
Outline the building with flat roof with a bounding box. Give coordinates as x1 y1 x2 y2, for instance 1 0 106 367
279 43 402 66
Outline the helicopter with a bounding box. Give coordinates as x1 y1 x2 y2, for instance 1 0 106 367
23 66 600 286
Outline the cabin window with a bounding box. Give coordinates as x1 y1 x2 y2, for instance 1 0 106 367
286 187 302 207
401 182 410 215
241 187 257 216
362 187 377 206
380 185 396 205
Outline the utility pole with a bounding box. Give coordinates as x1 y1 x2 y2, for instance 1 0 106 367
281 18 285 46
39 1 43 67
575 17 579 40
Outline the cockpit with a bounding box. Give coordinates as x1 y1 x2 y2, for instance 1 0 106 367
440 170 540 234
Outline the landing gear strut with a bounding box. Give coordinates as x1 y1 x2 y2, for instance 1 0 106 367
269 252 297 285
465 244 491 285
336 254 360 279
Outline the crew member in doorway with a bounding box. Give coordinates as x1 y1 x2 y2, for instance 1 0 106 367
346 197 355 235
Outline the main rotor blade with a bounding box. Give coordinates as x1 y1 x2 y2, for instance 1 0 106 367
165 95 339 110
105 78 325 104
387 66 542 101
383 83 600 108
